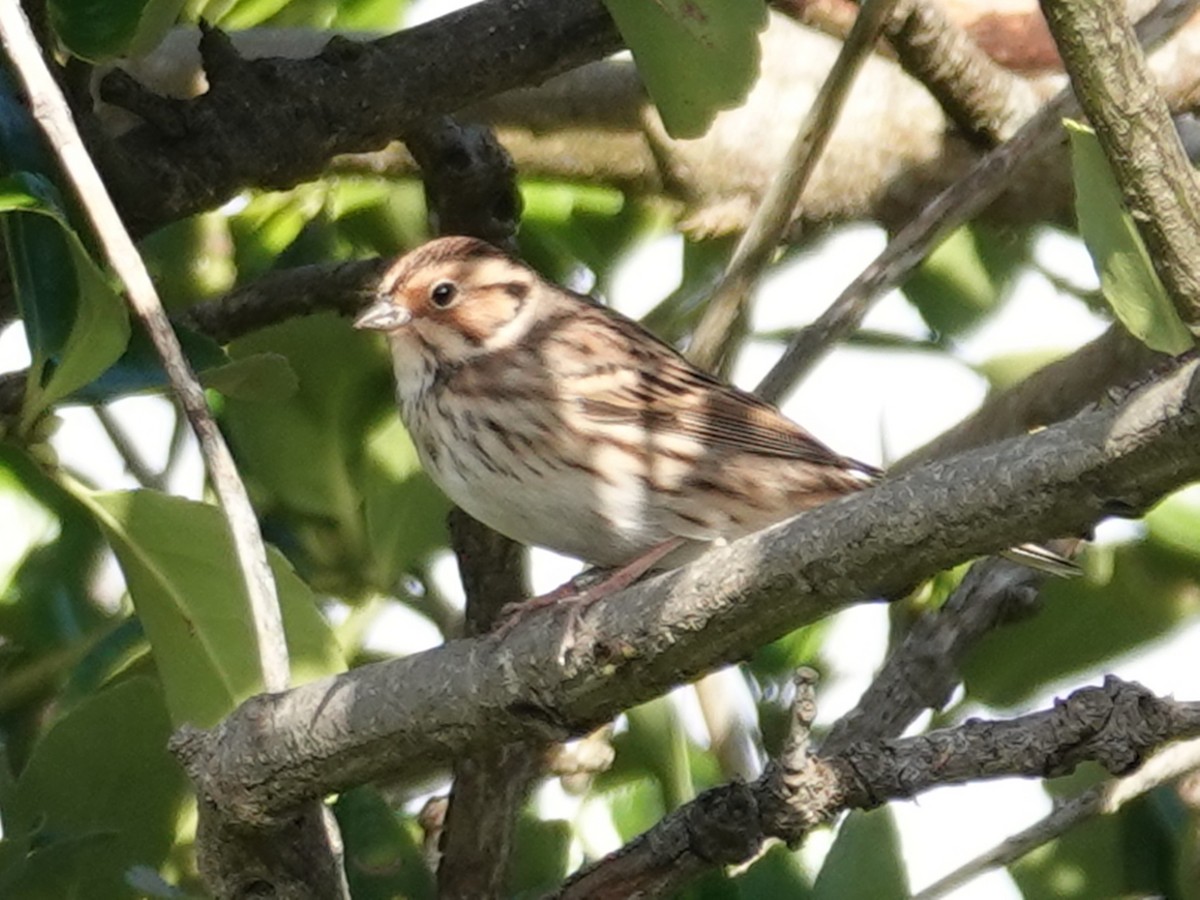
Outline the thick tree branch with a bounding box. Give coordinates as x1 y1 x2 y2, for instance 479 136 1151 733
555 676 1200 897
170 357 1200 828
1042 0 1200 328
95 0 621 235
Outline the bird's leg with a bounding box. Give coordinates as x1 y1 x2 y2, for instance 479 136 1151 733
495 537 684 636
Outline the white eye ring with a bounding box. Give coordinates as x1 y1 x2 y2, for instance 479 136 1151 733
430 281 458 307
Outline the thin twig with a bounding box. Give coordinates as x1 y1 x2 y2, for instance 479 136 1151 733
913 736 1200 900
94 403 166 491
0 4 290 692
687 0 901 373
754 0 1200 403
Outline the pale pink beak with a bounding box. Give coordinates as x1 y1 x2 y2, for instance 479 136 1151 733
354 299 411 331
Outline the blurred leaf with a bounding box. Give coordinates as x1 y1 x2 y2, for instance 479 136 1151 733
734 843 813 897
812 808 908 900
325 179 426 259
223 315 446 593
140 213 236 310
70 324 297 405
518 183 661 291
508 814 572 899
51 0 186 60
903 223 1029 337
334 786 435 900
5 677 188 900
1144 482 1200 562
361 416 450 588
602 0 767 139
750 622 828 680
1067 120 1193 355
332 0 408 29
202 352 299 402
1013 767 1186 899
0 173 131 428
126 0 189 56
602 777 665 845
48 0 152 60
73 487 345 727
963 539 1199 708
223 315 379 521
625 697 694 811
974 347 1073 391
229 187 328 279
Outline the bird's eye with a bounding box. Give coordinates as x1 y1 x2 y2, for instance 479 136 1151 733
430 281 458 308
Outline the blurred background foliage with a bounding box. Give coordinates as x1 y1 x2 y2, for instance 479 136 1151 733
0 0 1198 897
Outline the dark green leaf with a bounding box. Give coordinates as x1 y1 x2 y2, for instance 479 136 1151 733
6 677 188 899
963 539 1198 708
1067 120 1193 355
602 0 767 139
48 0 167 60
334 786 435 900
507 815 571 898
812 808 908 900
1013 768 1185 899
903 223 1029 337
0 173 131 427
733 844 813 898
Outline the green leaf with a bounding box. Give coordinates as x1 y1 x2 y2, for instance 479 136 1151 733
963 539 1199 708
49 0 187 60
361 416 450 589
334 787 435 900
5 677 189 900
507 815 571 898
222 314 448 593
1067 120 1193 355
1013 768 1186 899
904 224 1029 337
974 347 1074 391
72 487 345 727
201 352 299 402
734 844 813 897
812 808 908 900
602 0 767 139
0 173 131 428
229 187 328 280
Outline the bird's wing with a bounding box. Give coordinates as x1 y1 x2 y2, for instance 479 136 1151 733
566 308 879 476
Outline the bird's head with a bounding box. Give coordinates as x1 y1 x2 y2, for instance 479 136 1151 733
354 236 539 358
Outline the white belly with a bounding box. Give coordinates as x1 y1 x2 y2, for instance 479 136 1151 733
405 404 666 567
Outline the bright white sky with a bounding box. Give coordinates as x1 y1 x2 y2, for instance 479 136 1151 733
1 5 1197 896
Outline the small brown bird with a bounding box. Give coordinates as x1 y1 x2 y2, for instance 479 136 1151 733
355 237 1074 603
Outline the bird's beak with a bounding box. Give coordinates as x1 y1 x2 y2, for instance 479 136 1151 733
354 298 412 332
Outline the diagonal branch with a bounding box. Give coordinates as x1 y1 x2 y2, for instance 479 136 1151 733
913 734 1200 899
555 676 1200 898
687 0 901 372
170 357 1200 827
754 0 1200 402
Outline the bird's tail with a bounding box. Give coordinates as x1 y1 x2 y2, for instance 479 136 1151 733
1000 543 1082 577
